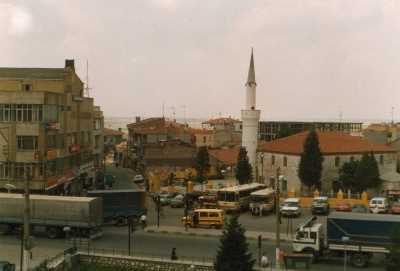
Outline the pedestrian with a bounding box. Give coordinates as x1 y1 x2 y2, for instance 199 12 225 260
171 247 178 260
261 253 269 268
140 214 147 229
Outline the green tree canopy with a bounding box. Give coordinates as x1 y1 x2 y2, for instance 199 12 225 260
195 146 210 183
354 152 382 191
235 147 253 185
339 160 360 192
214 215 255 271
298 130 324 190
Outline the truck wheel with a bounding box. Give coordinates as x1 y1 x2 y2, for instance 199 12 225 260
47 227 60 239
350 252 368 268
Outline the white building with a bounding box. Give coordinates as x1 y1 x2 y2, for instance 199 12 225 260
257 131 399 193
241 49 260 175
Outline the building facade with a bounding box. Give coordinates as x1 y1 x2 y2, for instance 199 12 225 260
0 60 96 194
93 106 104 170
259 121 363 142
257 131 398 193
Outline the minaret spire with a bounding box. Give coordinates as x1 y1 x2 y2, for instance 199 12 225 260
246 48 256 85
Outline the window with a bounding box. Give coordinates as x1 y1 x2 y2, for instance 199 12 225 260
23 84 32 91
283 156 287 167
335 156 340 167
380 155 384 165
271 155 275 165
47 135 57 149
0 104 43 122
209 212 219 217
17 136 38 150
199 212 208 218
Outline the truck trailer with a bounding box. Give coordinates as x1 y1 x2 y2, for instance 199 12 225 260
87 189 146 225
292 212 400 267
0 193 103 239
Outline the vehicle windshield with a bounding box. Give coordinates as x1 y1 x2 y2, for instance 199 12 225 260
313 199 326 204
217 191 236 202
284 202 298 207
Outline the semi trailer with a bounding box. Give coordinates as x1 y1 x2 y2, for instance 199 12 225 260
0 193 103 239
292 212 400 267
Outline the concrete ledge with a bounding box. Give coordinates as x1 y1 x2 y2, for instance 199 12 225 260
145 225 292 242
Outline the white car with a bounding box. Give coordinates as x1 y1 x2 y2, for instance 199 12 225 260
280 198 301 217
369 197 389 214
133 174 145 183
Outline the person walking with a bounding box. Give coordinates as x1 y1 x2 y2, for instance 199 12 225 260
171 247 178 260
140 214 147 229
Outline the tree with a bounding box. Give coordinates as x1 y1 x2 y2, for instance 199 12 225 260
339 160 360 192
236 147 253 184
195 146 210 184
386 226 400 271
298 130 323 190
354 152 382 191
214 215 255 271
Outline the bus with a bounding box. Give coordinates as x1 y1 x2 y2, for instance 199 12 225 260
217 183 267 212
249 188 275 216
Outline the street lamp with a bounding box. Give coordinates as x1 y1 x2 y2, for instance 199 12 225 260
342 236 350 271
259 153 264 183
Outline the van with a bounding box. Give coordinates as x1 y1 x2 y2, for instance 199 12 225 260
369 197 389 213
182 209 224 229
280 198 301 217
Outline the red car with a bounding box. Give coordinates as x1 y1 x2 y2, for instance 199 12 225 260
391 202 400 214
335 202 352 212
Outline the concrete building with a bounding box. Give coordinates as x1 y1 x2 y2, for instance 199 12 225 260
363 123 400 145
259 121 363 142
127 117 193 171
257 131 398 193
0 60 96 194
93 106 104 170
241 49 260 172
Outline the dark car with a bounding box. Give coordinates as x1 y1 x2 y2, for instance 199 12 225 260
352 204 368 213
0 261 15 271
170 194 185 208
311 196 330 215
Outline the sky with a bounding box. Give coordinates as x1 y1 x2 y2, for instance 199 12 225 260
1 0 400 122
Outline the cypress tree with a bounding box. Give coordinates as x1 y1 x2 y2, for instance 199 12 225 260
354 152 381 191
195 146 210 184
339 160 360 192
298 130 324 190
214 215 255 271
236 147 253 184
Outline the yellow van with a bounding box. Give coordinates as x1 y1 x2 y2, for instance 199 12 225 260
182 209 224 229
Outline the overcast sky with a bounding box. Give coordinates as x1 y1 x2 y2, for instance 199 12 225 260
2 0 400 121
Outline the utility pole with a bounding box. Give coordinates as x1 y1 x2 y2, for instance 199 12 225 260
275 167 281 268
156 194 160 228
23 173 31 271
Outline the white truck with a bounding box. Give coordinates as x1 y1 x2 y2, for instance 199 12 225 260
292 213 400 267
0 193 103 239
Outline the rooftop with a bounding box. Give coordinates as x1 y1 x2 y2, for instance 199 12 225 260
209 147 240 166
258 131 395 155
203 117 241 125
0 67 67 80
103 128 124 136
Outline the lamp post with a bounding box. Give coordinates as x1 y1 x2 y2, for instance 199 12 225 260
275 167 281 268
260 153 264 184
342 236 350 271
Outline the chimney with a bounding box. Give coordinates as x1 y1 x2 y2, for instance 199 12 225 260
136 116 141 123
65 59 75 71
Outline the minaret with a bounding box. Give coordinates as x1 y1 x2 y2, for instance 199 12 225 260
241 49 261 178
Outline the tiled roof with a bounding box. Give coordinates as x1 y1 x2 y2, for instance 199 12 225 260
0 68 66 80
258 131 395 155
203 117 241 125
209 147 240 165
103 128 124 136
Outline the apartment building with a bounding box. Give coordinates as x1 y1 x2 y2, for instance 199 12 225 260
0 59 96 195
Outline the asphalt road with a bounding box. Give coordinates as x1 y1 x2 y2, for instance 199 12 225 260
0 226 385 271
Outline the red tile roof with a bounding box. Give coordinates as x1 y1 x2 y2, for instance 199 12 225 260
209 147 239 165
203 117 241 125
189 128 213 135
258 131 395 155
103 128 124 136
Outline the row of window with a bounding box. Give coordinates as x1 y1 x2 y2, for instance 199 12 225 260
16 132 93 151
0 104 43 122
269 154 385 168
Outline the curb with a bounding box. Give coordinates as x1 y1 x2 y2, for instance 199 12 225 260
145 228 291 242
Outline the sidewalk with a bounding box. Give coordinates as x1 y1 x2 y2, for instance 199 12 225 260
145 225 293 241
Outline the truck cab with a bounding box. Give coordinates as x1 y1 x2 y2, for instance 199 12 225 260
292 216 324 256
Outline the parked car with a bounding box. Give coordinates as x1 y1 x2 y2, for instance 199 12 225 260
311 196 330 215
280 198 301 217
391 202 400 214
352 204 369 213
369 197 389 213
159 193 175 206
133 174 145 184
0 261 15 271
170 194 185 208
335 201 352 212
